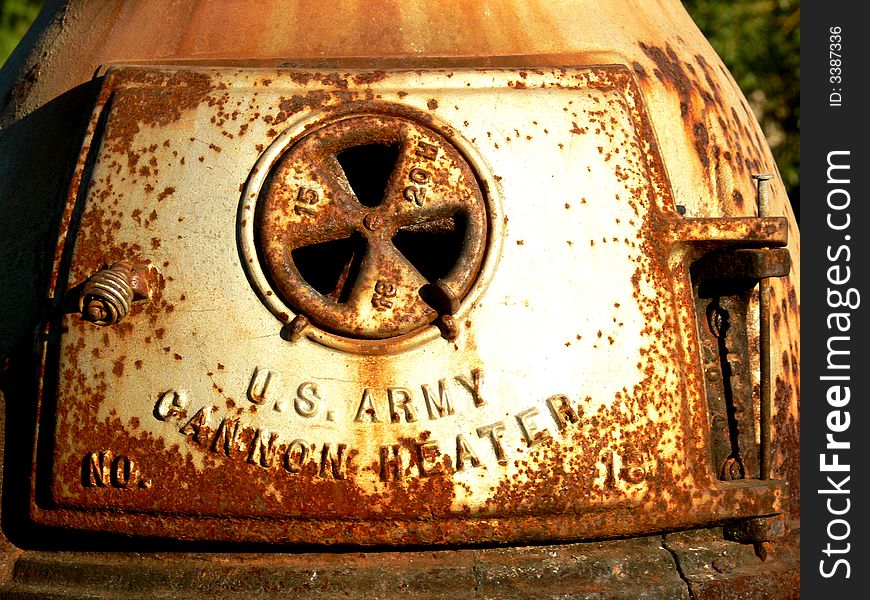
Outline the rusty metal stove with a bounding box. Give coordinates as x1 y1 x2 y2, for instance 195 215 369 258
0 1 800 597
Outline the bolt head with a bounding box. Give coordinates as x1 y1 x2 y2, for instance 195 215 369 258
363 213 383 231
86 299 108 323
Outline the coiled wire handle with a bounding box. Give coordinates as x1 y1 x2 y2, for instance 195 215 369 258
78 261 157 326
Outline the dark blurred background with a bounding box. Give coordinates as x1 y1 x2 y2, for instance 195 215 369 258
1 0 800 215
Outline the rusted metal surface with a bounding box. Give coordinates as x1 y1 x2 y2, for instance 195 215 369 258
725 514 787 544
0 5 800 599
0 530 799 598
1 1 801 535
21 64 791 546
665 528 800 599
2 536 693 599
688 239 790 484
256 113 487 340
691 249 790 282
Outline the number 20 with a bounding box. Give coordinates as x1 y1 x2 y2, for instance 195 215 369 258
403 168 431 208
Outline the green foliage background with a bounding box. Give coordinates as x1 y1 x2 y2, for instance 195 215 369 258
0 0 41 66
1 0 799 208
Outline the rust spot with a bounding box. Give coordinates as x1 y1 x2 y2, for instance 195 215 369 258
352 71 387 86
156 187 176 202
692 121 710 169
631 61 648 80
640 42 694 116
102 70 218 165
112 357 125 377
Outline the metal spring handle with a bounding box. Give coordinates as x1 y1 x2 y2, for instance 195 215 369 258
78 260 157 326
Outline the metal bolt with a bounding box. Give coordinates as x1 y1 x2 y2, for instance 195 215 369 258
363 213 383 231
752 173 773 217
86 299 110 322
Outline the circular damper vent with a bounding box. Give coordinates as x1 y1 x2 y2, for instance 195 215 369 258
256 114 489 340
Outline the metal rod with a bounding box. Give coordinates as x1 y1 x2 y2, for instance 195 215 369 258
754 173 773 480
